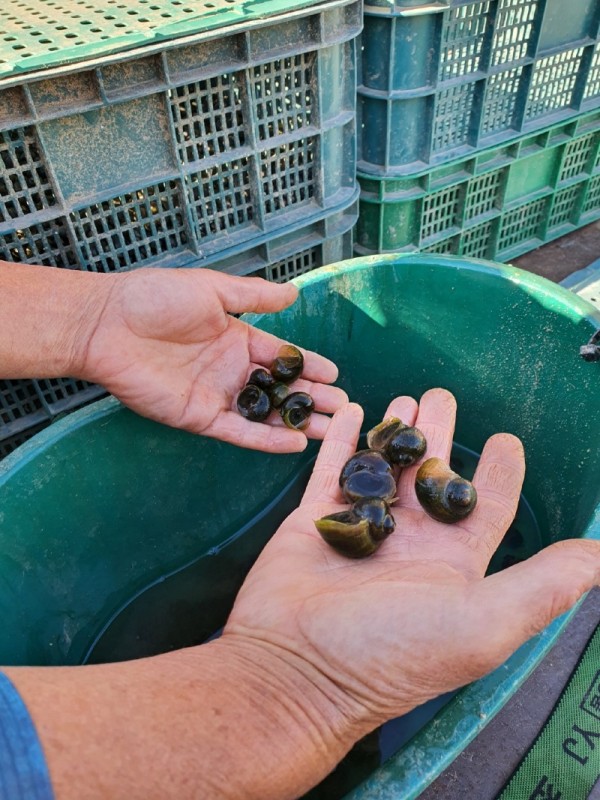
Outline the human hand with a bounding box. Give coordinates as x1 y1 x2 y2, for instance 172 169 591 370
80 268 347 452
225 388 600 736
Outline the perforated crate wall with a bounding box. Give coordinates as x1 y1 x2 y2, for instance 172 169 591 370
0 200 356 459
358 0 600 176
0 0 359 273
355 108 600 261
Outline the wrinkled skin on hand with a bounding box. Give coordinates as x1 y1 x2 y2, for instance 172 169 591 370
81 268 348 453
224 388 600 732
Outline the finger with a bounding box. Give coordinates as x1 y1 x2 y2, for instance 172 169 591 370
455 433 525 572
248 326 339 384
468 539 600 672
286 379 348 414
210 272 299 315
397 388 457 508
302 403 364 505
203 411 307 453
382 395 419 427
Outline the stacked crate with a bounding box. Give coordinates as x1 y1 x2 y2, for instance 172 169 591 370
355 0 600 258
0 0 361 457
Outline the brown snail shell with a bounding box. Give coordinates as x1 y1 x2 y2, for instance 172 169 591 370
366 417 405 451
270 344 304 384
314 498 395 558
415 457 477 523
367 417 427 467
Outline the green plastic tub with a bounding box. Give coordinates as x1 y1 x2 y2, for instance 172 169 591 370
1 254 599 798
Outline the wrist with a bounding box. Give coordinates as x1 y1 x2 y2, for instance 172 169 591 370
192 633 371 798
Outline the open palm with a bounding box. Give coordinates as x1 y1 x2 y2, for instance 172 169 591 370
82 268 347 452
226 388 600 729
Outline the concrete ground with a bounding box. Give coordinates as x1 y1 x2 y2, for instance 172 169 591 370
512 220 600 282
418 223 600 800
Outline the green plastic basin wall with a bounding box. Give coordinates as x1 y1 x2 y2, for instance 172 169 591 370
1 254 599 798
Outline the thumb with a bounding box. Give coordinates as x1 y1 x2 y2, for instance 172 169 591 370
474 539 600 665
209 272 299 315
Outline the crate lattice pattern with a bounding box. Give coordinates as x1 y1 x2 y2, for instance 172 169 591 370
525 48 585 121
0 127 57 224
71 181 189 273
490 0 539 67
480 66 523 136
421 236 457 254
464 169 503 220
496 197 547 251
438 2 490 81
250 54 315 141
431 83 476 153
187 158 254 243
421 185 462 241
261 137 315 216
460 220 493 257
169 73 246 165
548 185 582 228
0 217 78 267
559 133 598 182
583 174 600 212
250 244 320 282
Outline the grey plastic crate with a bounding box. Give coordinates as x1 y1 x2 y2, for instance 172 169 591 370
0 0 360 272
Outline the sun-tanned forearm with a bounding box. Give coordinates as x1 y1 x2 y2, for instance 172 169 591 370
0 260 114 380
4 636 367 800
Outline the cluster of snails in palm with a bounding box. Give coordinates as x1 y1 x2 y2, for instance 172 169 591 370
314 417 478 559
236 344 314 431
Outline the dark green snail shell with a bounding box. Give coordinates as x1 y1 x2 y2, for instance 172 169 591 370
339 449 393 487
314 498 395 558
270 382 291 409
342 470 397 504
282 406 311 431
247 368 276 392
352 497 395 542
367 417 427 467
270 344 304 384
280 392 315 414
279 391 314 431
385 426 427 467
415 457 477 523
339 449 396 504
236 384 272 422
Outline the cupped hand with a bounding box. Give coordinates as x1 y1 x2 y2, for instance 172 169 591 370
81 268 347 452
225 388 600 730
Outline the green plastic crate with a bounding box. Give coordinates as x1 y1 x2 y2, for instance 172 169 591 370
0 0 359 272
359 0 600 176
0 200 356 459
356 108 600 261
